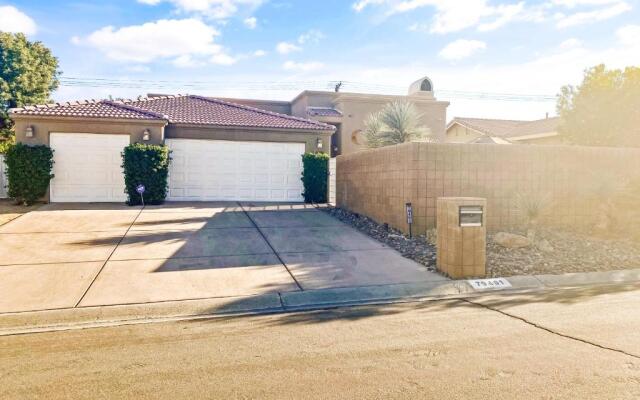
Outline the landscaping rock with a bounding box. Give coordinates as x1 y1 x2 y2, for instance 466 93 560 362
536 239 554 253
322 207 437 271
322 207 640 279
493 232 531 249
487 228 640 277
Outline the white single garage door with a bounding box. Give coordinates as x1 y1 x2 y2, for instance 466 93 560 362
167 139 305 202
50 133 129 202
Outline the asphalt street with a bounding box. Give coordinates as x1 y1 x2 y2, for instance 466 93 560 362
1 283 639 399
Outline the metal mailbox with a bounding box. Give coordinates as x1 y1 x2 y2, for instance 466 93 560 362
459 206 483 227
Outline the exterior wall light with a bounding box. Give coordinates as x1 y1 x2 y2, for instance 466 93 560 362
25 126 34 138
142 129 150 141
316 137 323 150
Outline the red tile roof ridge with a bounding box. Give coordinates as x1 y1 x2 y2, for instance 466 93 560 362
189 95 335 130
103 100 169 120
119 94 334 130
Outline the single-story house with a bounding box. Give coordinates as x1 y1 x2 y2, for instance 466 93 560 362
9 76 449 203
10 95 335 203
445 116 561 145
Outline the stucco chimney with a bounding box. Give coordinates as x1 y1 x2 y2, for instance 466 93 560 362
408 76 435 99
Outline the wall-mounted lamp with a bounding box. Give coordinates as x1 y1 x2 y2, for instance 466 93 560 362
142 129 150 141
25 126 34 138
316 137 323 150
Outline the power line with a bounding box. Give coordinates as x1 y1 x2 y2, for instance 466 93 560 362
58 77 557 102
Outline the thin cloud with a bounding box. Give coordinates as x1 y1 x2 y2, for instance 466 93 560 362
354 0 630 33
0 5 37 35
283 61 324 72
439 39 487 61
243 16 257 29
276 41 302 54
556 1 631 28
297 29 325 44
137 0 266 20
616 24 640 46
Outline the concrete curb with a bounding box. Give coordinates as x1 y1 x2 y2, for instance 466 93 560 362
1 268 639 336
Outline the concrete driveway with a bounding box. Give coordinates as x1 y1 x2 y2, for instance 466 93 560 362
0 202 446 313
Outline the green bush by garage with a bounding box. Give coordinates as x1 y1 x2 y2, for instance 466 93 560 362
122 143 171 205
301 152 329 203
4 143 54 205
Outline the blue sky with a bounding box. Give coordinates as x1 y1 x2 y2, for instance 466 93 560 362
1 0 639 120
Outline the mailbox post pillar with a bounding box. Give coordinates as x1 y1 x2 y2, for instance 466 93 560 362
436 197 487 279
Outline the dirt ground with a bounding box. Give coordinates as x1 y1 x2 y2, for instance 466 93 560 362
0 200 41 226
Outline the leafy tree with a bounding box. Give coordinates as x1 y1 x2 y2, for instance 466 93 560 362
557 64 640 147
0 33 61 140
363 101 433 148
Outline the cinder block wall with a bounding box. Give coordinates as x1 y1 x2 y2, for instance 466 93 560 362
336 142 640 235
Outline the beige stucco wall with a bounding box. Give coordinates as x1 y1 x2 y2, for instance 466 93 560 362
290 91 339 118
13 117 332 154
13 117 166 146
334 95 449 156
445 124 484 143
289 91 448 157
218 98 292 115
337 142 640 236
165 125 331 153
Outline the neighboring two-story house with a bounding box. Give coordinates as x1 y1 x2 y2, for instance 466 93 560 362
217 76 450 157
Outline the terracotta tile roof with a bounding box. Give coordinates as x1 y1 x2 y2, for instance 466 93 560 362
10 95 335 131
307 107 343 117
449 116 560 139
9 100 165 121
126 95 335 131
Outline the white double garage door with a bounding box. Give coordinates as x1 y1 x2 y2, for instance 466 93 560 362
49 133 305 202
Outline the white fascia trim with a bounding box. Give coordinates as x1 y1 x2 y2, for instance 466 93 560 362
509 131 558 141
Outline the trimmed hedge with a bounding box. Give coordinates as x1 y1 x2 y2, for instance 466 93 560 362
122 143 170 205
301 152 329 203
4 143 54 205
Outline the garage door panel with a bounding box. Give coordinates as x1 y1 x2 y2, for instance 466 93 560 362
167 139 305 202
50 133 129 202
287 189 301 200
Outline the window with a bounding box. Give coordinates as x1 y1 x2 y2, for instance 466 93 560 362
420 79 432 91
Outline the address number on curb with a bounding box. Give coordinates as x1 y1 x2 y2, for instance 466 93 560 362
467 278 512 291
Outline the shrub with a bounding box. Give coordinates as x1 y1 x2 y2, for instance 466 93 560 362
122 143 170 205
4 143 54 205
301 152 329 203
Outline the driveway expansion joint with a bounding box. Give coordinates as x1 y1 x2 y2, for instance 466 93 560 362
238 202 304 292
73 205 146 308
462 298 640 360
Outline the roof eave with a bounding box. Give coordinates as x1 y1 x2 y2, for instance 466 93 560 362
9 113 168 125
509 131 559 141
168 122 335 134
447 120 492 137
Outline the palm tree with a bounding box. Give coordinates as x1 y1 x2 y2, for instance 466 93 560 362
363 101 433 148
